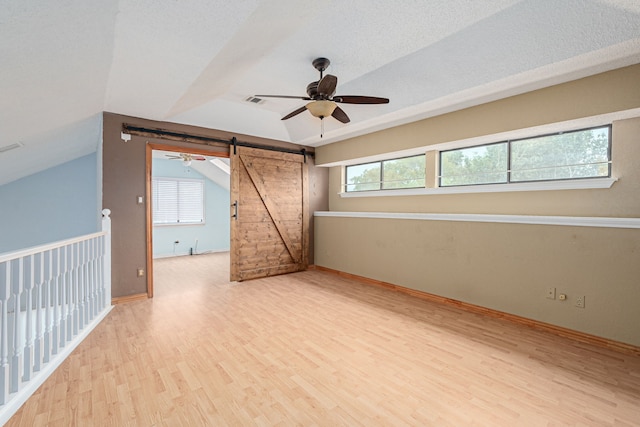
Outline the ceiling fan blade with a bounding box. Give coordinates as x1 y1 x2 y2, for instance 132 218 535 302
166 155 182 159
255 94 311 100
281 105 308 120
193 156 207 161
331 106 350 123
317 75 337 97
333 95 389 104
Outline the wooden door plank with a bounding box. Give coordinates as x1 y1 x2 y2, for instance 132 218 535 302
239 154 301 264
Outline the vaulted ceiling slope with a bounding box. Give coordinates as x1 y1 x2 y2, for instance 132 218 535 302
1 0 639 186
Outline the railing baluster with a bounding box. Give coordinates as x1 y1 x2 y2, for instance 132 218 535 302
72 243 79 337
80 241 84 328
65 245 73 341
10 258 24 393
33 253 43 372
59 246 66 349
62 245 70 346
97 236 104 311
79 240 83 327
78 242 85 330
84 241 91 323
0 261 10 404
60 245 69 347
51 249 59 356
23 255 34 382
89 239 98 319
43 250 52 364
83 241 90 324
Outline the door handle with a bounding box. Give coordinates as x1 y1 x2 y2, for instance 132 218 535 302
231 200 238 220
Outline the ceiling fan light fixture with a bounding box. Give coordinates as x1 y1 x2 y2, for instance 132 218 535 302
306 100 337 119
183 159 192 166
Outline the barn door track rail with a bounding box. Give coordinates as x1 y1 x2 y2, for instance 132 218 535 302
122 124 311 162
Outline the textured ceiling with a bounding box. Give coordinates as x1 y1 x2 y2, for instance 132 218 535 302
1 0 639 185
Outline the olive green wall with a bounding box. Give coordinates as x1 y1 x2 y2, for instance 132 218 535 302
314 65 640 346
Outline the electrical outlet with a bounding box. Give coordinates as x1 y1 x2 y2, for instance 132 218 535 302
546 287 556 300
575 295 585 308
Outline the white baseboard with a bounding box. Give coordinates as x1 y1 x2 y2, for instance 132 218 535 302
153 249 230 259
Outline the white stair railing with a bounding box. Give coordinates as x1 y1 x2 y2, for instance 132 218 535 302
0 209 113 424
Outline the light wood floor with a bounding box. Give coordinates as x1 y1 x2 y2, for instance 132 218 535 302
7 252 640 426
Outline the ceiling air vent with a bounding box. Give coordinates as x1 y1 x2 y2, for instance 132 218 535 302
244 96 265 105
0 142 23 154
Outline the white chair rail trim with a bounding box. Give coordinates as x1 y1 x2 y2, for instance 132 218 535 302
314 211 640 229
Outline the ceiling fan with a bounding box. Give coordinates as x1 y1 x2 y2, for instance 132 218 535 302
166 153 206 166
255 57 389 126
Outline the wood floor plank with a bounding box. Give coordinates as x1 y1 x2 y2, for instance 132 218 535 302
6 252 640 426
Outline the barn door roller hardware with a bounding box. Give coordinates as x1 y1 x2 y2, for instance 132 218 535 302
122 124 312 160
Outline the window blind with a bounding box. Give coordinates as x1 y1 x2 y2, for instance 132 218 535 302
152 178 204 225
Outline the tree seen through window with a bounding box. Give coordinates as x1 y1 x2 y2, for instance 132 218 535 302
440 126 610 187
346 155 425 192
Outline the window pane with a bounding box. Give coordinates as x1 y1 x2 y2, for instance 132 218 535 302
511 127 610 182
382 155 425 189
152 178 204 225
178 181 204 223
440 143 508 186
346 162 381 192
153 179 178 224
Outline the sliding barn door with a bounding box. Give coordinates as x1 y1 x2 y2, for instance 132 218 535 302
230 146 308 281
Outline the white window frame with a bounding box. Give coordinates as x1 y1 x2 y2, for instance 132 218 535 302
344 154 426 192
152 177 205 226
438 125 612 188
332 115 628 198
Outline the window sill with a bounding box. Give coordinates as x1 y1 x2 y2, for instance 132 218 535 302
339 177 617 198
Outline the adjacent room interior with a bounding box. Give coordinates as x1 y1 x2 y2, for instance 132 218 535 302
150 148 231 295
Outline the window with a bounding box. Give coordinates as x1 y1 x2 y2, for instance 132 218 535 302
345 155 425 192
440 143 508 186
439 126 611 187
152 178 204 225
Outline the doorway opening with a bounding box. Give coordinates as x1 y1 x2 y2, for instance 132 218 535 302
147 143 230 297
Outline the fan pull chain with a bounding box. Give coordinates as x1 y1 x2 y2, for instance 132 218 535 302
320 118 324 138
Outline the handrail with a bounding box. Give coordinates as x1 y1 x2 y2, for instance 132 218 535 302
0 231 107 263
